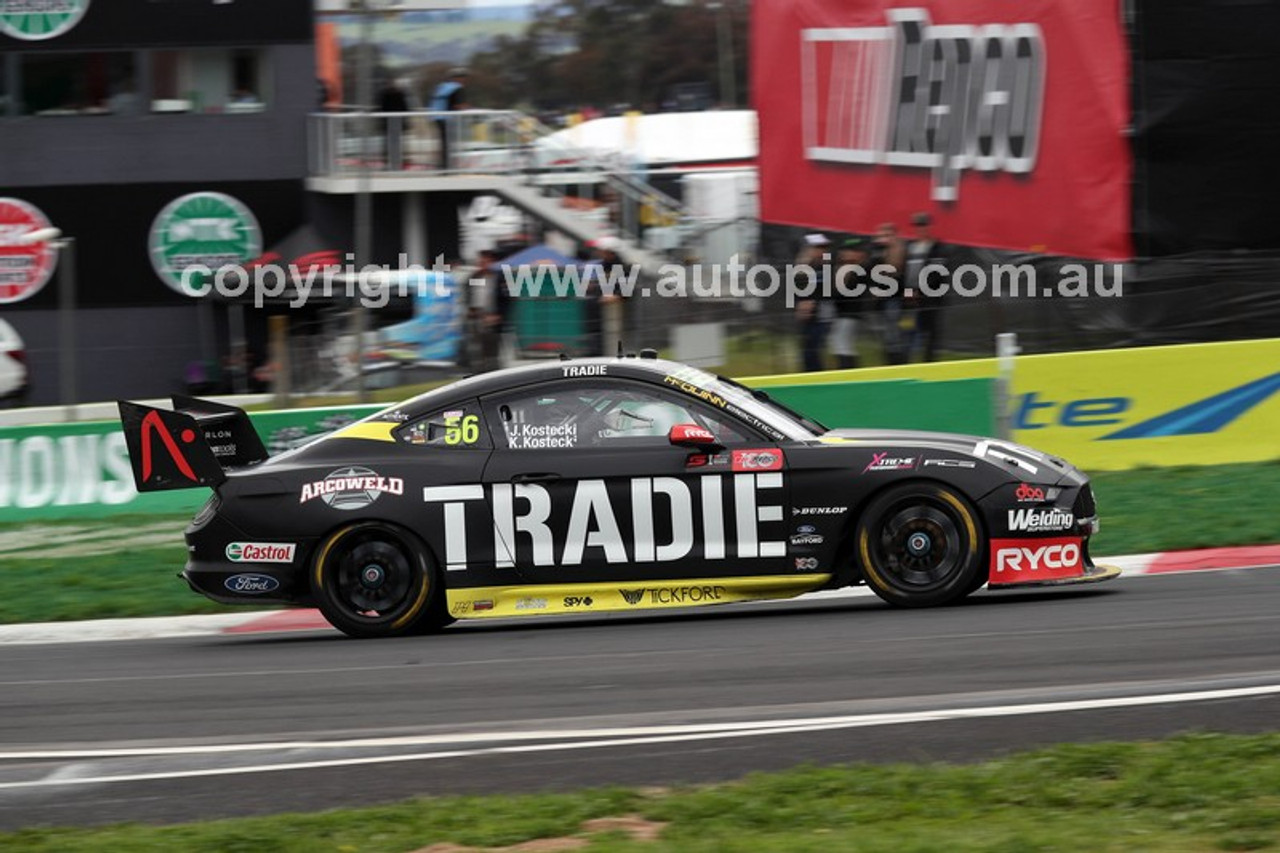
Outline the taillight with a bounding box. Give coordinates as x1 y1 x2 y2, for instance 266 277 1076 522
5 349 25 366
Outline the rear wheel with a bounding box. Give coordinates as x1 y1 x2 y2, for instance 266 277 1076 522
311 522 451 638
856 482 984 607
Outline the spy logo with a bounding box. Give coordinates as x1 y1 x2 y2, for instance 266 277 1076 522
140 411 199 483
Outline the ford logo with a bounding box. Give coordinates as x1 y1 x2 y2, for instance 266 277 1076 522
797 524 817 534
225 573 281 595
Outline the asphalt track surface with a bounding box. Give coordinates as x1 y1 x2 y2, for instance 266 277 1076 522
1 567 1278 830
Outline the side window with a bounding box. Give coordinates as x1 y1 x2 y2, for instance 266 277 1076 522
489 382 756 450
397 401 491 449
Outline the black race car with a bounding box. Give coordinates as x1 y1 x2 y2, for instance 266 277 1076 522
119 356 1119 638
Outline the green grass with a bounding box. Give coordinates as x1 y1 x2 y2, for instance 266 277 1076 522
0 544 226 624
1088 461 1280 555
0 462 1274 625
2 732 1279 850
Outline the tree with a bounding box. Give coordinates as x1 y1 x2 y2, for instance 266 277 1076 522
455 0 749 113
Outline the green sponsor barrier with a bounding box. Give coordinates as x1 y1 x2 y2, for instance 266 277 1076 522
763 378 995 436
0 405 382 522
0 375 993 521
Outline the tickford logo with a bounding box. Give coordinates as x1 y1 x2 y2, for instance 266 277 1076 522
149 192 262 296
0 0 90 41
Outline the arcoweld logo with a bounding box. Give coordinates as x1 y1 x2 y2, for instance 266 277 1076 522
226 542 296 564
802 8 1044 201
301 467 404 510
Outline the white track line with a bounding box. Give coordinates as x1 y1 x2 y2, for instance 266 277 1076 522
2 683 1278 790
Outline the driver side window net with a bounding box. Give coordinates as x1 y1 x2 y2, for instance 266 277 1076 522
494 384 751 450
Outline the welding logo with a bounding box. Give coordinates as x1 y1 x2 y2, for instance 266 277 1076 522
801 8 1045 201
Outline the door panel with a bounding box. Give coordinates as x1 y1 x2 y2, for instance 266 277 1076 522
479 379 793 584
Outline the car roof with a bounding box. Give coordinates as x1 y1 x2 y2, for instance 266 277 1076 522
382 356 701 419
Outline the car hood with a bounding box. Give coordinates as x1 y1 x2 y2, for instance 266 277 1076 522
819 428 1082 485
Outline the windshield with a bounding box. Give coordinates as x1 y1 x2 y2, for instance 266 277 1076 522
717 374 830 437
662 365 826 441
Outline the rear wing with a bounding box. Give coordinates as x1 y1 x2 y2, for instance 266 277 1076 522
117 396 269 492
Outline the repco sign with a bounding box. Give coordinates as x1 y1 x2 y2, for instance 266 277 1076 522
802 8 1044 202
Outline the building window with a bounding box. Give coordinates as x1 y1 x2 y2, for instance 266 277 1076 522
151 48 269 114
20 52 139 115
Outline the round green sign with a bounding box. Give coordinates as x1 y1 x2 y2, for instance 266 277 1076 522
149 192 263 296
0 0 91 41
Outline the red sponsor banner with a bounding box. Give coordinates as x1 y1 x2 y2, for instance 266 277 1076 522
989 536 1085 582
753 0 1132 260
732 448 785 472
0 198 58 304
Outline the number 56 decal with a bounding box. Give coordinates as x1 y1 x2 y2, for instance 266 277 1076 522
444 414 481 446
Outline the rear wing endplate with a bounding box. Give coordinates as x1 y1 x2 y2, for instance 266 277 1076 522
117 397 268 492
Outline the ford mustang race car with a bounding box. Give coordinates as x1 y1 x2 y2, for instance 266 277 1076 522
119 355 1119 638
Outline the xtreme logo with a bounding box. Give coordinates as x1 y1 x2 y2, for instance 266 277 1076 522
423 473 786 572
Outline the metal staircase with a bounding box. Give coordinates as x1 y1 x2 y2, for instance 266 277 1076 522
306 108 689 276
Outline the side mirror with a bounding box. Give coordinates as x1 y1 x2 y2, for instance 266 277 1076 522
669 423 723 452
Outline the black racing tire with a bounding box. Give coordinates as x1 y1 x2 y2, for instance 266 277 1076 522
855 481 985 608
310 522 451 639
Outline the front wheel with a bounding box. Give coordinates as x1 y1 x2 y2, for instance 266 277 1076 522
311 522 451 638
856 482 984 607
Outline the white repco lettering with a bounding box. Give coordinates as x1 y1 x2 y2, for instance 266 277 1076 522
995 543 1081 573
424 474 785 572
802 8 1045 201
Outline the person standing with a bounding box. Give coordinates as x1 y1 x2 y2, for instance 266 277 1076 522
377 78 410 168
429 67 470 170
903 211 950 362
795 233 832 372
869 222 908 364
468 249 509 371
831 237 870 369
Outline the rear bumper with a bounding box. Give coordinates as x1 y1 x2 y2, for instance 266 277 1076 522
182 560 307 606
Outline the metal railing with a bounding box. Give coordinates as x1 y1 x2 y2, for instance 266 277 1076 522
308 109 688 253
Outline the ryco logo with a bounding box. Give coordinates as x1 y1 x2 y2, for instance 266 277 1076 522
991 537 1083 581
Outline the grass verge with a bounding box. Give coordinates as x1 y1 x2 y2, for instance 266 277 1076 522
0 462 1275 625
1 732 1278 850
